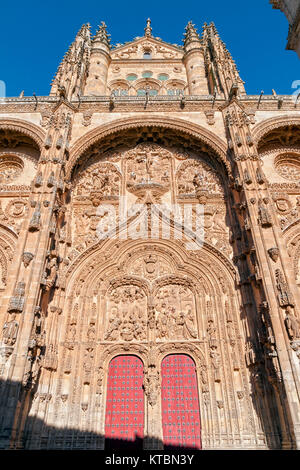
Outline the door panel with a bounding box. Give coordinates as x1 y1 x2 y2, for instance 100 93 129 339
161 354 201 449
105 355 144 448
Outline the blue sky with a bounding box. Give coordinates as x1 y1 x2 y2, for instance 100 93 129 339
0 0 299 97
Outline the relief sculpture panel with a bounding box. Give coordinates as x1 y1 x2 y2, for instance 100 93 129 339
154 284 198 341
104 285 147 342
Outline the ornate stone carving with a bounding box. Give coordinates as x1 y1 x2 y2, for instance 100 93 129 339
105 285 147 342
258 199 272 227
268 247 279 263
8 281 26 313
22 252 34 268
143 370 160 406
177 159 223 196
2 315 18 346
275 269 294 307
155 285 197 341
0 155 24 183
285 306 300 341
29 203 41 231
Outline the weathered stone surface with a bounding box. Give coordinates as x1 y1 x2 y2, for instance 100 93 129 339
0 19 300 451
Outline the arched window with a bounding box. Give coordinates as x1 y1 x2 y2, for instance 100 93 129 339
112 88 129 97
167 89 184 96
161 354 201 449
137 88 158 96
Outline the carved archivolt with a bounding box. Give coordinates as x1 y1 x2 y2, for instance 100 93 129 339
176 159 224 196
0 224 17 289
0 118 45 151
67 116 229 178
253 115 300 149
284 220 300 284
274 152 300 180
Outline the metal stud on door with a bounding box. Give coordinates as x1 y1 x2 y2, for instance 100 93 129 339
105 355 144 448
161 354 201 449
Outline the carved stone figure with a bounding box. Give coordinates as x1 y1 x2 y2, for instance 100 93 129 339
2 315 18 346
22 252 34 268
144 370 160 406
258 199 272 227
275 269 294 307
285 306 300 340
29 202 41 231
8 281 26 313
268 247 279 263
87 319 96 342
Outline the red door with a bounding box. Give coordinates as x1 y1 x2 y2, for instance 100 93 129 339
161 354 202 449
105 355 144 448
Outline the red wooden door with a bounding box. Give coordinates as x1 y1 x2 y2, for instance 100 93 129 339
161 354 202 449
105 355 144 447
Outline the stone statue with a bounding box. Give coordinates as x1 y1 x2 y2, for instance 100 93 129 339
285 306 300 340
2 315 18 346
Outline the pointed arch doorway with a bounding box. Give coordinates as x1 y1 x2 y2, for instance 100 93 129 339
161 354 202 449
105 355 144 449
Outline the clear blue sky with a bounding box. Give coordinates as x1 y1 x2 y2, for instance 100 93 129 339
0 0 299 97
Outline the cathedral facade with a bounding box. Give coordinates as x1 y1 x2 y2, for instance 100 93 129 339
0 19 300 450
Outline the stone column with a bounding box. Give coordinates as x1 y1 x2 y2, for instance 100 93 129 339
0 101 73 449
222 98 300 448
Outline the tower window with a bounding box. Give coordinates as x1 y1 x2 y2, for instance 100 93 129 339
126 74 138 81
167 89 184 96
137 88 158 96
142 71 153 78
158 73 169 81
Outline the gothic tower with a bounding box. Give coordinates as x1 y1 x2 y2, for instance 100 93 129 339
0 19 300 450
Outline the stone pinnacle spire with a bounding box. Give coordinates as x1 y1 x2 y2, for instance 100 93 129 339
144 18 152 37
183 21 201 48
94 21 111 47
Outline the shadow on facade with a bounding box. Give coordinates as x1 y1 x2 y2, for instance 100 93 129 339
0 377 203 450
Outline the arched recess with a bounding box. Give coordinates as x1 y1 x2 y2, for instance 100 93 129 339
253 115 300 152
105 355 145 448
0 118 45 152
67 115 230 179
25 119 287 449
53 227 269 448
283 220 300 285
0 223 18 290
161 354 202 449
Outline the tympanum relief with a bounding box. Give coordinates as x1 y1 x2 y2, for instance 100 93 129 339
71 142 231 258
155 284 197 341
104 285 147 342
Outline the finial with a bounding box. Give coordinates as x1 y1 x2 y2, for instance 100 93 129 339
144 18 152 37
94 21 111 47
183 21 201 47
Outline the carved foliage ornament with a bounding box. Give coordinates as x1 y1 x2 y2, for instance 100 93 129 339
0 155 24 183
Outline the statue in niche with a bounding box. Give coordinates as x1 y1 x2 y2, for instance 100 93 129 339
144 370 160 406
276 269 294 307
87 319 96 342
183 307 197 339
2 315 19 346
210 350 221 382
258 199 272 227
155 303 168 339
285 306 300 340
